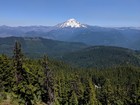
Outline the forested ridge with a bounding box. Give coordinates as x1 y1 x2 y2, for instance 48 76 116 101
0 37 87 58
0 42 140 105
62 46 140 68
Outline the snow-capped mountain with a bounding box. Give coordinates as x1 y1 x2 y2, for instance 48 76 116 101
1 19 140 49
56 18 87 28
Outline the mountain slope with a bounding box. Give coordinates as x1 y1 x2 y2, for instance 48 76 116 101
61 46 140 68
1 19 140 50
56 18 87 28
0 37 87 58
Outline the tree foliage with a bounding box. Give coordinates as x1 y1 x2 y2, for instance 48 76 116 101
0 42 140 105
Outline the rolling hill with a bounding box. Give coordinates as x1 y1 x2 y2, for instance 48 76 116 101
61 46 140 68
0 36 87 58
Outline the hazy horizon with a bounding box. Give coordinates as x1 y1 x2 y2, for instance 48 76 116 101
0 0 140 27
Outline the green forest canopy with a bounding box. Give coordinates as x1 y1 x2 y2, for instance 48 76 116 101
0 42 140 105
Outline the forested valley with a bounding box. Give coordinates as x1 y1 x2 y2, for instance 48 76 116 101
0 42 140 105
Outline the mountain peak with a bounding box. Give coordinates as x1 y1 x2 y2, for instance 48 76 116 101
56 18 87 28
67 18 77 22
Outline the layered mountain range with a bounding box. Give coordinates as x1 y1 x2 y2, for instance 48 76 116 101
0 19 140 49
1 36 140 68
0 37 87 58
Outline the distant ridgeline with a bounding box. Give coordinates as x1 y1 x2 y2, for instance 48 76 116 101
1 37 140 68
1 19 140 50
0 36 87 58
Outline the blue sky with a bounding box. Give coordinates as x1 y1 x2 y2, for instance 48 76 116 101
0 0 140 27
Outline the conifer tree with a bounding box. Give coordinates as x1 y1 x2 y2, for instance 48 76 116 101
13 41 24 84
69 91 78 105
88 79 98 105
0 55 13 92
58 72 69 105
126 83 137 105
82 79 97 105
99 79 114 105
136 79 140 104
13 41 33 105
41 55 55 105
